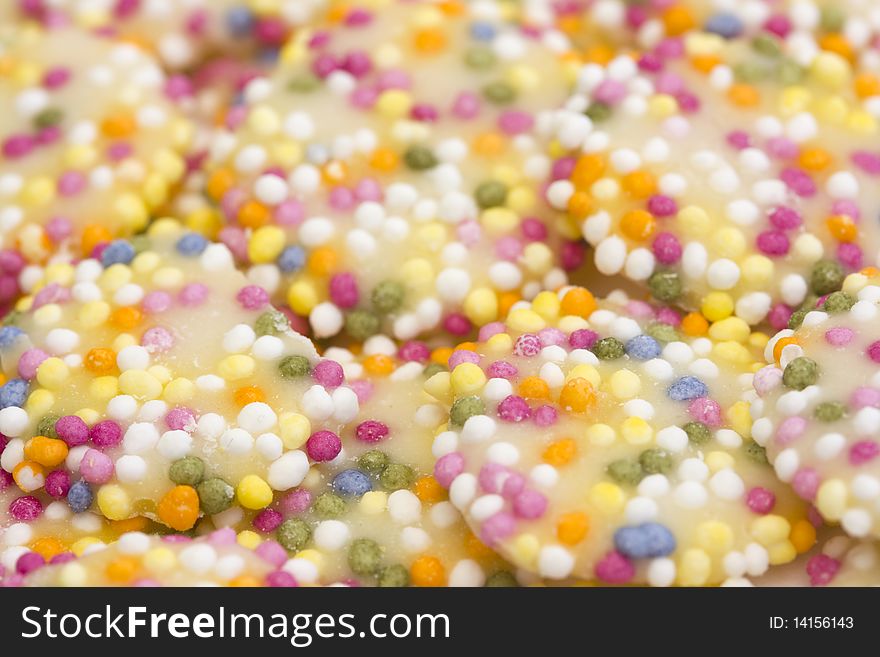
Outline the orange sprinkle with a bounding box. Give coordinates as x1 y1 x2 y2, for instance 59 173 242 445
570 154 606 188
798 147 832 172
363 354 395 376
518 376 550 400
24 435 68 468
854 73 880 99
818 33 853 62
105 556 140 583
583 44 615 65
727 83 760 107
413 27 447 54
790 519 817 553
464 532 495 561
110 306 143 331
30 537 66 560
81 224 113 256
621 170 656 199
662 5 696 35
860 266 880 277
410 556 446 586
680 312 709 336
690 54 722 74
306 246 337 277
772 336 800 365
557 512 590 545
560 287 597 318
437 1 465 16
321 160 348 185
430 347 455 366
13 461 44 491
100 113 136 138
206 168 235 201
237 200 270 229
543 437 577 467
620 209 656 241
369 147 400 172
498 292 520 318
558 377 595 413
455 342 478 352
84 348 117 375
567 190 594 217
110 516 150 534
472 132 506 157
414 475 446 503
157 485 200 531
229 575 262 587
234 386 266 406
826 215 857 242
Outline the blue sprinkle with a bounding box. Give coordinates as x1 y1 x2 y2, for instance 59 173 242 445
614 522 676 559
225 6 255 36
101 240 136 267
0 326 24 349
277 246 306 273
68 481 93 513
176 233 209 256
0 378 28 409
470 22 497 41
332 469 373 497
704 13 744 39
625 335 661 360
667 376 708 401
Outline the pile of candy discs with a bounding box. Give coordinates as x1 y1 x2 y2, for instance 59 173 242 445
1 0 880 587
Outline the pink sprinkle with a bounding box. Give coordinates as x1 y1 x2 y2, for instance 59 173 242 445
551 157 576 181
521 218 547 241
275 199 305 226
266 571 298 587
457 220 482 247
16 552 45 575
451 91 481 120
141 326 175 352
825 327 855 346
791 467 820 501
849 440 880 466
867 340 880 363
253 509 283 533
328 272 359 309
655 307 681 326
90 420 123 447
57 171 86 196
349 379 373 404
255 540 288 567
768 206 802 230
313 360 344 388
647 195 677 217
752 366 783 397
763 14 792 38
498 110 534 135
561 241 585 271
164 408 195 432
478 322 506 343
433 452 465 489
178 283 209 306
780 167 816 197
54 415 89 447
44 470 70 498
533 405 558 427
746 486 776 514
538 328 566 347
775 416 807 445
512 489 547 519
569 329 599 349
480 512 516 546
500 473 526 499
497 395 532 422
837 242 863 271
17 348 49 380
487 360 518 379
755 230 790 256
832 199 861 221
513 334 542 357
478 463 507 494
766 137 798 160
79 449 114 484
850 387 880 409
595 551 635 584
2 134 35 159
448 349 481 370
43 66 71 89
355 420 389 444
9 495 42 521
494 236 523 261
806 554 840 586
142 291 173 313
236 285 269 310
398 341 430 362
280 488 312 516
306 430 341 461
687 397 721 426
852 151 880 175
594 79 627 105
443 313 471 336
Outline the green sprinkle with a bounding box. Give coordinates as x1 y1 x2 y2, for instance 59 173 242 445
377 564 410 587
810 260 844 296
788 308 808 330
423 363 446 378
776 59 805 84
474 181 508 209
464 47 496 70
34 107 63 130
345 310 380 340
287 75 321 92
822 291 855 314
254 309 290 336
380 463 416 491
584 102 612 122
752 34 782 57
277 519 312 551
314 492 346 519
403 145 438 171
734 61 768 83
485 571 519 587
371 280 405 313
782 357 819 390
745 441 768 465
196 478 234 515
683 421 710 445
820 6 845 31
646 322 678 343
648 270 682 303
348 538 383 576
482 81 515 104
639 448 673 475
169 456 205 486
606 459 644 486
278 355 311 378
450 396 485 427
38 414 60 439
814 401 846 422
358 450 389 475
592 337 625 360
